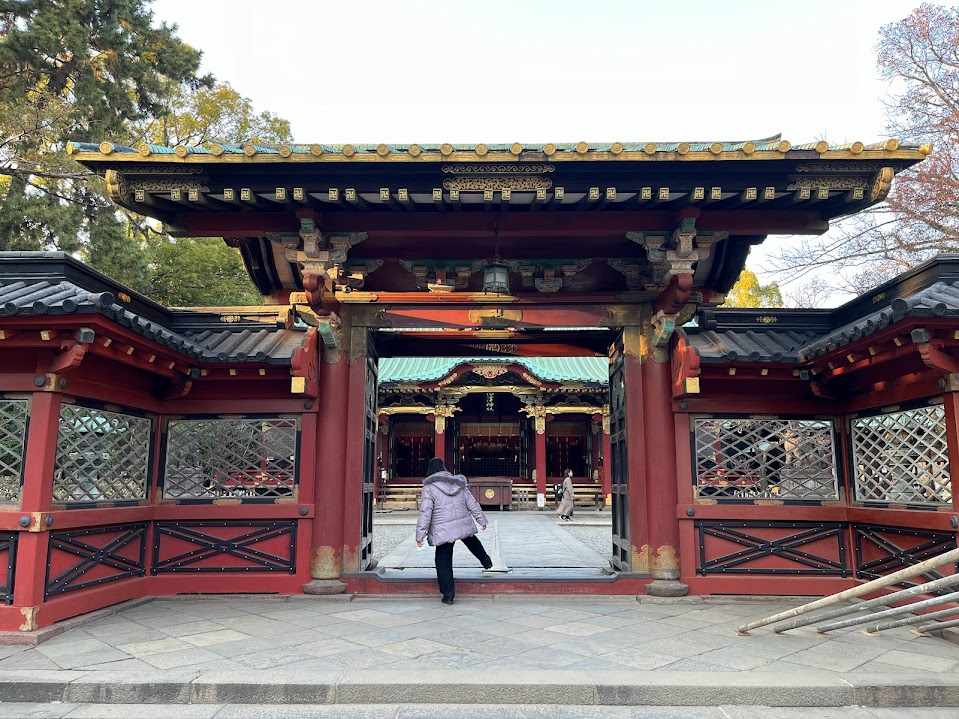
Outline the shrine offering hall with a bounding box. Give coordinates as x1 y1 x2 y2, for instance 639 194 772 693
4 134 959 634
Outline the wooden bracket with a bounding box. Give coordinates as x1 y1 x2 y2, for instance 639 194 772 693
291 327 320 398
39 327 95 377
918 342 958 374
163 376 193 400
654 273 693 315
671 334 701 398
810 380 836 399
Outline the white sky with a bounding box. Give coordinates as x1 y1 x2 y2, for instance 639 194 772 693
150 0 925 304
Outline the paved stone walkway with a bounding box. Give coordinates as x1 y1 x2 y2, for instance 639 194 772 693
375 510 613 580
3 594 959 676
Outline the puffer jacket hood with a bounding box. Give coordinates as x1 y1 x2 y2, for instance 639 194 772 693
424 470 467 496
416 471 488 546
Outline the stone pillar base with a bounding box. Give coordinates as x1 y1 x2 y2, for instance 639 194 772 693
645 579 690 597
302 579 347 595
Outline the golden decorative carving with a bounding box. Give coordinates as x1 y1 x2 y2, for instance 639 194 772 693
651 545 681 580
104 170 126 203
471 364 509 378
484 488 496 499
797 162 900 173
467 307 523 326
443 176 551 191
442 164 555 174
521 404 550 434
434 403 461 434
870 167 895 203
311 546 340 579
119 164 205 175
465 343 519 354
756 315 778 324
341 544 359 573
622 324 648 363
788 175 868 190
19 606 39 631
129 178 205 192
632 544 652 574
520 372 544 387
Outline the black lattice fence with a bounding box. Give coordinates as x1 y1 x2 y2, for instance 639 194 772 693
53 405 152 504
851 402 951 506
0 399 27 505
163 417 300 500
693 417 839 501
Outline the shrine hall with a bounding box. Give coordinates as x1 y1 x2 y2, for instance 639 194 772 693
5 134 959 635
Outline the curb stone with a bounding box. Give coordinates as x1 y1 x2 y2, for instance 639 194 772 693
1 669 958 707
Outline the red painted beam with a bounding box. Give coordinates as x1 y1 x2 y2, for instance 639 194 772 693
183 209 825 237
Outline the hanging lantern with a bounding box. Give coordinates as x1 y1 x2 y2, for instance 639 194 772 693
483 222 510 294
482 261 510 294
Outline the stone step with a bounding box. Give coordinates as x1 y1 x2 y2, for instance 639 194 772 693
0 704 944 719
2 669 959 707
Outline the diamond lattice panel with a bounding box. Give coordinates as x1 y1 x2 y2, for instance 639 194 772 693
164 418 299 499
693 418 838 501
53 406 151 503
0 400 27 504
852 404 951 505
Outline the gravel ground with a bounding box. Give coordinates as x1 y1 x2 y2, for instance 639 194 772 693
561 524 614 559
371 521 415 564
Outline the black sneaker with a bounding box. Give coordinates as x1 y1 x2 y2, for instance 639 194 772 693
442 597 454 605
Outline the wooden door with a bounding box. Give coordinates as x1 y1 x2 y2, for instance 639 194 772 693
359 331 377 570
609 334 631 572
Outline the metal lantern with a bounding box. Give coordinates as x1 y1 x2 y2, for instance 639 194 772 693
482 261 510 294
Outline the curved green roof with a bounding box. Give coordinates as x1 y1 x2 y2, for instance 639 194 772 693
378 357 608 385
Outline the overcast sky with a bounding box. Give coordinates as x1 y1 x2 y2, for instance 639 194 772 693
150 0 925 303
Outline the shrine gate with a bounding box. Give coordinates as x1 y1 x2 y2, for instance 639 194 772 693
3 134 956 634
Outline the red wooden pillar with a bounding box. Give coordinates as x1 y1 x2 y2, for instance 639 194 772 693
642 356 686 595
534 415 547 504
305 352 349 593
11 391 61 630
432 411 446 466
623 348 649 572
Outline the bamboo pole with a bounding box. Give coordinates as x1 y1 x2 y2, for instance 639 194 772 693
916 615 959 634
862 605 959 635
816 589 959 633
770 573 959 633
736 546 959 634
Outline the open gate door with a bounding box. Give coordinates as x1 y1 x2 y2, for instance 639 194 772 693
609 333 631 572
359 330 378 570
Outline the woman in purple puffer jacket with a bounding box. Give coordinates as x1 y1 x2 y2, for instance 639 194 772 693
416 457 492 604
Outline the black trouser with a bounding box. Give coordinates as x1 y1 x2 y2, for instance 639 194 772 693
434 534 492 601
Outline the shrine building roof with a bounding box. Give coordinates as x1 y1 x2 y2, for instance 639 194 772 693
68 135 927 165
687 254 959 363
0 252 308 364
67 133 929 298
378 357 609 385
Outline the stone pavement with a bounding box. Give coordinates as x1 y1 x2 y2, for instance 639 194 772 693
2 593 959 714
375 510 613 579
